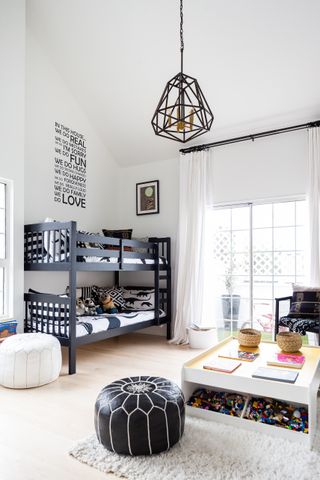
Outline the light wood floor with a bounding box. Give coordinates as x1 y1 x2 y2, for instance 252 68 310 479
0 334 197 480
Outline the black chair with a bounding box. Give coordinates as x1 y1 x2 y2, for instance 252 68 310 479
274 295 320 345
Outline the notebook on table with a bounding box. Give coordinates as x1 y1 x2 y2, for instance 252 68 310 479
218 347 259 362
267 353 305 369
252 367 299 383
203 358 241 374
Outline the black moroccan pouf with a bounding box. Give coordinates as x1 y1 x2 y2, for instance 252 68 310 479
94 376 185 455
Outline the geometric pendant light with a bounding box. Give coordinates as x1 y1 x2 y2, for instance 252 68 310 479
151 0 214 143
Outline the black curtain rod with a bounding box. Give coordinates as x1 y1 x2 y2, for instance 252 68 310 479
179 120 320 154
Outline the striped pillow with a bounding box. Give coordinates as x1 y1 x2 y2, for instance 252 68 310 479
77 231 105 249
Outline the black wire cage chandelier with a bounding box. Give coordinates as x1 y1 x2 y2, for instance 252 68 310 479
151 0 214 143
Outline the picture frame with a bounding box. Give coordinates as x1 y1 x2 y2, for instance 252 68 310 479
136 180 159 215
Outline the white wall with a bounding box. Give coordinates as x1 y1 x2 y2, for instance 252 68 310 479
25 32 121 296
115 156 179 334
117 156 179 241
116 155 179 285
0 0 25 328
116 128 308 256
25 32 119 230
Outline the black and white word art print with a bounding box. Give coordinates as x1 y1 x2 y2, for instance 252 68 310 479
54 122 87 208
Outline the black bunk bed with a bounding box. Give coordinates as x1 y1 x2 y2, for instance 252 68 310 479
24 221 171 374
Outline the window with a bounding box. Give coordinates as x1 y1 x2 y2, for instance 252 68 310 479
0 179 12 319
209 199 306 337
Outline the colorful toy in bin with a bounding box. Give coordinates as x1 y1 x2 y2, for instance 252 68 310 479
187 388 246 417
244 396 308 433
0 320 17 340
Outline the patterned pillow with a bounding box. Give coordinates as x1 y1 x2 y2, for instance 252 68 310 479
77 231 104 249
102 229 133 251
132 237 149 253
65 286 92 299
122 288 155 311
91 286 126 309
289 286 320 317
102 229 133 240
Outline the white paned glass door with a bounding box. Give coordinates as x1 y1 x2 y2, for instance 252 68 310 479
209 199 306 338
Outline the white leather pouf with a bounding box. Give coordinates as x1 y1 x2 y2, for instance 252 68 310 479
0 333 62 389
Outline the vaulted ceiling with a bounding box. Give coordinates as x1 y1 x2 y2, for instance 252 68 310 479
27 0 320 166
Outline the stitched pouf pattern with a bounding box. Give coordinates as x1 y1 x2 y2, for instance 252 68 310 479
94 376 185 455
0 333 62 388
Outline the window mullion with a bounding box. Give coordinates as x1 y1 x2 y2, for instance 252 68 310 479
271 203 275 328
249 204 253 327
294 201 297 282
230 209 233 334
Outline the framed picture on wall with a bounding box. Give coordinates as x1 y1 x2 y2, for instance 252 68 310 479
136 180 159 215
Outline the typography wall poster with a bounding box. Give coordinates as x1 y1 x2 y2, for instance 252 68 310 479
54 122 87 208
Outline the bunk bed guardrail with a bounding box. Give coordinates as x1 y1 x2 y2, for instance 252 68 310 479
24 221 168 270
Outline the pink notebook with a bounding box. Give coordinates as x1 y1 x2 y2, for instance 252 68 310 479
267 353 305 369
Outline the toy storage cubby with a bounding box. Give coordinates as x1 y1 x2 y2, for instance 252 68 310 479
185 383 308 435
181 337 320 448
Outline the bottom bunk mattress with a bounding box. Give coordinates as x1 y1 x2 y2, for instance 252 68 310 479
27 310 165 338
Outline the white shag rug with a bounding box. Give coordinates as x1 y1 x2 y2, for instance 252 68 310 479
69 412 320 480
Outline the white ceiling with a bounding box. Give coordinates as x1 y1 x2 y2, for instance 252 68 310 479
27 0 320 166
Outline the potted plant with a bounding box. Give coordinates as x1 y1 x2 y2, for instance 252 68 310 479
221 269 241 330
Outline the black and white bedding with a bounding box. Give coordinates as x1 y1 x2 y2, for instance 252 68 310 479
27 310 165 338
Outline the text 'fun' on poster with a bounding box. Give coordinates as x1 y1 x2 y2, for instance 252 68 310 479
54 122 86 209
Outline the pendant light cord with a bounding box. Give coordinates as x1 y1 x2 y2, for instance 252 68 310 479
180 0 184 73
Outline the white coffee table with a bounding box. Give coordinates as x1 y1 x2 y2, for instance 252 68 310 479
181 337 320 448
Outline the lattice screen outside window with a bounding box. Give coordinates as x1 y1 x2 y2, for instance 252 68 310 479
208 199 306 335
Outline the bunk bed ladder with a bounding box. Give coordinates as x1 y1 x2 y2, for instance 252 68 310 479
166 238 172 340
150 237 172 339
154 242 160 325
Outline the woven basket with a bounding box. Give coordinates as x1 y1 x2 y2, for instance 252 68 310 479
276 332 302 353
238 328 261 347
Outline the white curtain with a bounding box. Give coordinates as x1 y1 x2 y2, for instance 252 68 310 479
171 149 214 344
307 127 320 286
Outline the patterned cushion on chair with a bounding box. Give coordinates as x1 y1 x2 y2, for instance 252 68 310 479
289 286 320 318
279 316 319 335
